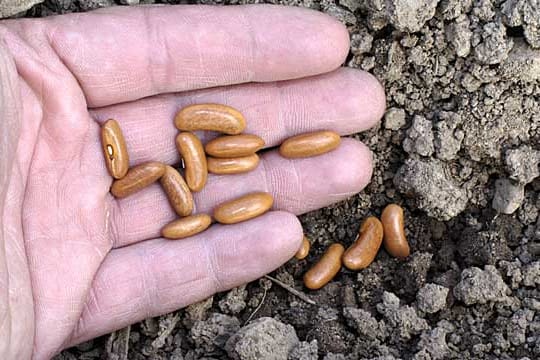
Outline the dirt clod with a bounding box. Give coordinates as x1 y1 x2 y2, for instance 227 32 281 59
416 283 449 314
225 317 299 360
453 265 511 305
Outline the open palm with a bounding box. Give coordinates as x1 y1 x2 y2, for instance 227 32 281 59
0 5 384 359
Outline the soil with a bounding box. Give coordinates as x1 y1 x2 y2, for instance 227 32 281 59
8 0 540 359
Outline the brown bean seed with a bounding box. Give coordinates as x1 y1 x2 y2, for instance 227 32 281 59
101 119 129 179
111 162 165 198
294 236 311 260
162 214 212 239
174 104 246 135
381 204 410 258
176 132 208 192
213 192 273 224
303 243 344 290
279 130 341 158
160 166 194 217
207 154 260 175
205 134 265 158
342 217 383 270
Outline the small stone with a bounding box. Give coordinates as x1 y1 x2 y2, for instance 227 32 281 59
453 265 510 305
492 178 525 214
384 108 406 130
416 284 449 314
225 317 299 360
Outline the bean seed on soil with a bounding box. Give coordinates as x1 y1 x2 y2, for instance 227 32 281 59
381 204 410 258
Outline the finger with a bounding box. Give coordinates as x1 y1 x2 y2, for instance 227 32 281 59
90 67 385 166
110 138 371 248
68 211 302 345
42 5 350 107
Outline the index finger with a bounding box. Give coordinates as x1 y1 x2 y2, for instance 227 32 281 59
43 4 350 107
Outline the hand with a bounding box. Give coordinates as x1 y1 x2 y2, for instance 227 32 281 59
0 5 384 359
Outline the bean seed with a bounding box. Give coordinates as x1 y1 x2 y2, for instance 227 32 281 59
294 236 311 260
175 104 246 135
176 132 208 192
279 130 340 158
160 166 194 217
213 192 273 224
205 134 265 158
101 119 129 179
303 243 344 290
342 217 383 270
381 204 410 258
111 162 165 198
162 214 212 239
207 154 260 175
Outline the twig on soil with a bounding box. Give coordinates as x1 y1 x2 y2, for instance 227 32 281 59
264 275 316 305
245 284 267 324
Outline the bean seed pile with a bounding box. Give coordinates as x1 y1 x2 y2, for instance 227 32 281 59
101 103 409 291
301 203 410 290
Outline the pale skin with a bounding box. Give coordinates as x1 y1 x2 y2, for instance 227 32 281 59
0 5 385 359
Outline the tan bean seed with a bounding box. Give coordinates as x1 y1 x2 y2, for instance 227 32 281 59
162 214 212 239
303 243 344 290
160 166 194 217
111 162 165 198
342 217 383 270
205 134 265 158
175 104 246 135
207 154 260 175
213 192 273 224
279 130 341 158
101 119 129 179
294 236 311 260
176 132 208 192
381 204 410 258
